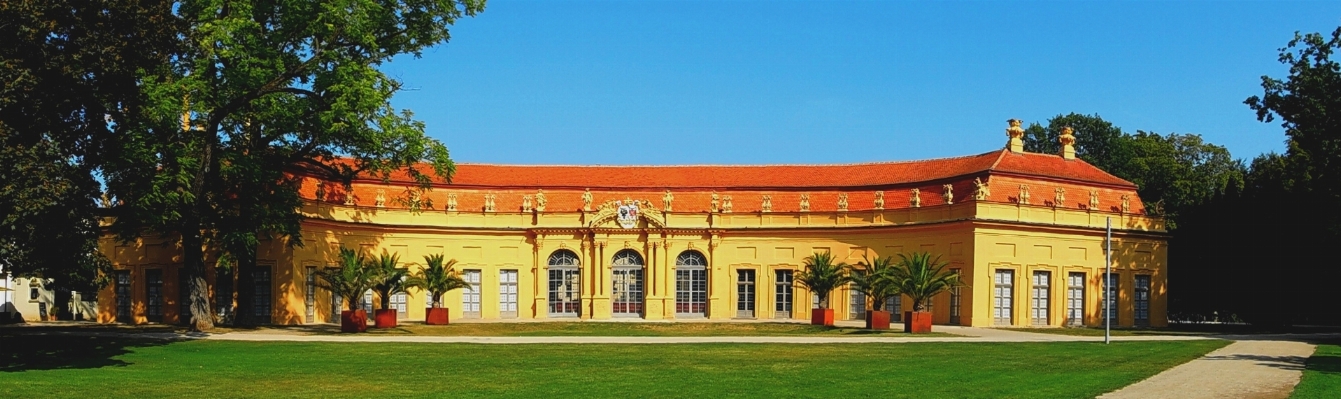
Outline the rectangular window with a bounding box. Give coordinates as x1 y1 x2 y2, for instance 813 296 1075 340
1031 271 1051 326
993 269 1014 326
736 269 755 318
146 269 163 323
1067 272 1085 326
774 270 793 318
500 270 518 318
1135 275 1151 326
675 268 707 316
215 268 234 323
305 266 316 323
1103 273 1119 325
949 268 962 325
178 270 191 325
849 285 866 320
362 290 374 320
463 269 481 318
548 268 580 317
253 267 272 322
115 270 132 323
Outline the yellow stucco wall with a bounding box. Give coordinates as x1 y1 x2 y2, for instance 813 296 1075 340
99 197 1166 328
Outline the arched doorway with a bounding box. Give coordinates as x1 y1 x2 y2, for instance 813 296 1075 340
547 250 581 317
611 250 644 317
675 251 708 317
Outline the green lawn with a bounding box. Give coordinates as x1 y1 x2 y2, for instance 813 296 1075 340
0 334 1226 398
348 322 958 337
1001 327 1208 337
1292 341 1341 398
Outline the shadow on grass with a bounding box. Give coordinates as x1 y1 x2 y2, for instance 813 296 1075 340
0 333 176 372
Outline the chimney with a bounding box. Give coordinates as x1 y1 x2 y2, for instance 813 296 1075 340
1059 126 1076 160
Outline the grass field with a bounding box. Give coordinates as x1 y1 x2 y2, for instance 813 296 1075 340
0 334 1226 398
1292 341 1341 398
1001 327 1207 337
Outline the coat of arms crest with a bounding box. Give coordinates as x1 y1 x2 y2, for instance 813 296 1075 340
616 200 640 229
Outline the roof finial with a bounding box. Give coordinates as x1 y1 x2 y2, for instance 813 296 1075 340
1060 126 1076 160
1006 119 1025 153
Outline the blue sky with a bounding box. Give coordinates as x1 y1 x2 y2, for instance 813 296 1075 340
381 1 1341 165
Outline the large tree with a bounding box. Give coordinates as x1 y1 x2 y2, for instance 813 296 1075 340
106 0 482 330
1023 112 1132 176
0 0 181 307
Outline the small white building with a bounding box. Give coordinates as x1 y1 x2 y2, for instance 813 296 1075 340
1 269 97 323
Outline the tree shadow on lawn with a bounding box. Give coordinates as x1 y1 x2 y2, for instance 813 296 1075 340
0 333 177 372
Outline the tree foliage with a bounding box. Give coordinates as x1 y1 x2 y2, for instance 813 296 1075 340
885 252 960 312
406 254 470 309
316 247 374 311
0 0 181 295
795 251 851 310
366 250 411 310
99 0 482 330
848 255 900 312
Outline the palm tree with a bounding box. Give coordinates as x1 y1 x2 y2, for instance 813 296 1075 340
850 255 901 312
367 250 411 311
795 251 851 309
405 254 470 309
885 252 961 312
316 246 373 312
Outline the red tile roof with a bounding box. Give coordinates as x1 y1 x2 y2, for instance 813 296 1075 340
350 149 1136 190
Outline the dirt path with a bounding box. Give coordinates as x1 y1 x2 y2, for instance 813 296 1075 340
1099 339 1317 399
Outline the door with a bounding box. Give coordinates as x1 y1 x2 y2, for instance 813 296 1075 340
1103 273 1119 325
146 269 163 323
548 268 581 317
216 267 234 323
115 270 131 323
774 270 793 319
611 250 644 317
736 269 756 318
993 269 1014 325
886 295 902 322
500 270 518 319
253 268 271 324
1031 271 1050 326
305 266 316 324
1135 275 1151 327
1066 272 1085 326
849 286 866 320
675 251 708 317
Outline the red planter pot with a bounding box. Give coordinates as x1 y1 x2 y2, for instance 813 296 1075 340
866 310 891 330
811 308 835 326
904 311 933 333
341 310 368 333
374 309 398 328
426 307 449 325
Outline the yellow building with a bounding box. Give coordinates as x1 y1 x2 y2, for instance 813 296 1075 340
97 122 1167 328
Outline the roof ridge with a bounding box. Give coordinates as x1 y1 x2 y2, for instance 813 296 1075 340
453 150 1003 168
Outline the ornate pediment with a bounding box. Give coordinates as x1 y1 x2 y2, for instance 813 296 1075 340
588 199 665 229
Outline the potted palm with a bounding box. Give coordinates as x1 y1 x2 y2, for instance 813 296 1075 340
795 251 851 326
317 247 374 333
367 250 411 329
850 255 901 330
887 252 962 333
405 254 470 325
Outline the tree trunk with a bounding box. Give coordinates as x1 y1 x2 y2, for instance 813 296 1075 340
233 250 256 327
180 226 214 331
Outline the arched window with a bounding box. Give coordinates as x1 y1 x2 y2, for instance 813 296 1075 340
675 250 708 316
547 250 581 317
611 250 644 316
548 250 580 267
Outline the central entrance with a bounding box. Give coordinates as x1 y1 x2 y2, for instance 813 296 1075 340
611 250 645 317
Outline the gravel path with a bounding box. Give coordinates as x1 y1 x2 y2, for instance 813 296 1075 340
1099 339 1318 399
